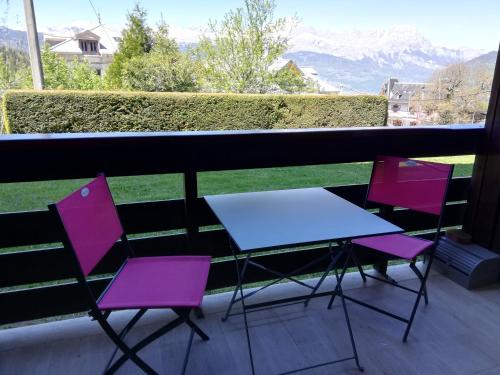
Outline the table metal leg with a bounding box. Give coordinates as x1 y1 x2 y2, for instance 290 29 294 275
350 247 367 282
334 265 364 372
227 240 256 375
222 253 251 322
224 251 330 318
304 242 343 307
327 243 354 309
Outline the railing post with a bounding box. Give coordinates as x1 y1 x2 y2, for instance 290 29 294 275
183 169 199 251
463 45 500 252
183 169 206 319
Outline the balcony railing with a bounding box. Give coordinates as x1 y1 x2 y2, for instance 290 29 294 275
0 125 484 325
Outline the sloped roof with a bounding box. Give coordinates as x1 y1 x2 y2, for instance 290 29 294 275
389 81 426 103
74 30 100 40
49 24 120 55
269 57 299 72
299 67 318 77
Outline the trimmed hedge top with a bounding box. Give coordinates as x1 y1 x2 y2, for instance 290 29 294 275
1 90 388 134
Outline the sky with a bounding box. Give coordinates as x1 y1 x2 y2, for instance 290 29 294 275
2 0 499 51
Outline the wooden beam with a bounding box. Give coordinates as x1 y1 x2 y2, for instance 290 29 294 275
0 126 482 183
464 45 500 251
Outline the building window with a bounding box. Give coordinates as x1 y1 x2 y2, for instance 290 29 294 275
392 104 400 112
96 69 102 76
80 40 98 54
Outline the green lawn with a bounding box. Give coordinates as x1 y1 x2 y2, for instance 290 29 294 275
0 155 475 213
0 155 475 327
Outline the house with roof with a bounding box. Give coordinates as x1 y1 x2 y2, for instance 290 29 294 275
381 78 428 126
45 24 121 76
270 58 341 94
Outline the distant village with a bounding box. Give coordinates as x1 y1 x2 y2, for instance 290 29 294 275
27 24 493 127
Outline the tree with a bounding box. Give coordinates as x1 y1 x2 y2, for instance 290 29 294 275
424 62 493 124
197 0 300 93
37 46 102 90
152 22 179 56
123 53 198 92
41 44 70 89
273 67 312 93
69 59 102 90
104 3 153 89
0 46 31 89
122 22 199 92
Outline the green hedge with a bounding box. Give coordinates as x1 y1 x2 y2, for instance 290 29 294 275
1 90 388 134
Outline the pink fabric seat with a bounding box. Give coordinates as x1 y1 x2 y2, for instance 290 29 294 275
353 234 433 260
332 156 454 342
51 175 212 374
98 256 211 310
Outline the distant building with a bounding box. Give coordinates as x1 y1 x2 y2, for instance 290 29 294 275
270 58 341 94
381 78 427 126
45 25 121 76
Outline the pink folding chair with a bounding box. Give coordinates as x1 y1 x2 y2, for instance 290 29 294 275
328 156 453 341
48 175 211 374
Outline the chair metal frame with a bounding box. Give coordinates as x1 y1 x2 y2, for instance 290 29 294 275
48 176 210 375
308 156 454 342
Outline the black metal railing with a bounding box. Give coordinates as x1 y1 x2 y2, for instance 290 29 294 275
0 125 484 324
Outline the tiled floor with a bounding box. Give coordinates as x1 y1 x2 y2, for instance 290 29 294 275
1 264 499 375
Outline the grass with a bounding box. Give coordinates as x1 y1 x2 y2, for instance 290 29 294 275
0 156 475 213
0 155 475 327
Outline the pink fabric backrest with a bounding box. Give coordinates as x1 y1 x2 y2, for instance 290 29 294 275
367 156 452 216
56 175 123 276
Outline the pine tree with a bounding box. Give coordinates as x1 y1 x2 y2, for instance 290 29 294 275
122 22 199 92
104 3 153 89
0 46 31 89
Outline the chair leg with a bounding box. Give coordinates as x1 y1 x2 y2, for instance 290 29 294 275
107 315 186 374
98 318 158 375
403 258 434 342
103 309 148 373
194 307 205 319
410 261 429 305
181 328 196 375
185 317 210 341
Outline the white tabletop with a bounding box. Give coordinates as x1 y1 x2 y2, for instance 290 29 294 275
204 188 403 252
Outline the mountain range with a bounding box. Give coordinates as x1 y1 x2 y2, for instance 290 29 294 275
0 26 43 51
1 25 496 93
285 26 496 93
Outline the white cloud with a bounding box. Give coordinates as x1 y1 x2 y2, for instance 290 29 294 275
168 25 204 44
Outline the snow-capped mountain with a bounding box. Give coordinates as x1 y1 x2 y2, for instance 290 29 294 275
285 25 488 93
2 23 493 93
0 26 43 51
290 25 483 62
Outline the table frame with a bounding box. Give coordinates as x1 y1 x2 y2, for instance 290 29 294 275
205 188 403 374
226 236 363 375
